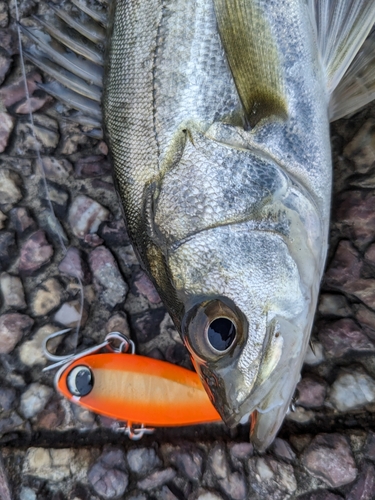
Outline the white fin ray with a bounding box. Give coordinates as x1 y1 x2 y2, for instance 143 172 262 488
308 0 375 120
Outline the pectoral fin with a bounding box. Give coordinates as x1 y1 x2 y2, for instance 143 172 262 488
213 0 287 127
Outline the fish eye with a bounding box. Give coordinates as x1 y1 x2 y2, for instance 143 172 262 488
67 365 93 397
183 298 245 360
207 317 236 352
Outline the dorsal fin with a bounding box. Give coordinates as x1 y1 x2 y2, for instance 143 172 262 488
308 0 375 120
213 0 287 128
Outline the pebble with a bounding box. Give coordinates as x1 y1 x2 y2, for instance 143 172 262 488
196 491 224 500
0 2 8 28
68 194 110 240
23 448 90 482
335 191 375 249
0 210 6 229
133 272 161 304
318 319 375 357
0 386 16 412
18 324 63 367
127 448 161 477
330 369 375 412
19 383 53 419
296 376 327 408
40 182 69 219
53 300 88 328
9 207 36 234
229 442 254 460
40 157 73 181
105 312 131 337
346 463 375 500
130 309 165 343
0 412 23 435
31 278 63 316
354 304 375 338
58 247 90 284
166 447 203 482
13 114 59 156
318 293 351 317
249 457 297 499
0 47 10 83
286 406 315 423
0 231 16 271
363 432 375 461
88 448 128 499
137 468 176 490
74 155 111 177
0 313 34 354
270 438 296 463
99 218 129 247
0 112 15 153
207 444 229 481
18 230 54 274
0 452 12 500
14 92 52 114
344 119 375 173
35 400 65 431
89 246 128 307
298 492 342 500
301 433 357 487
0 168 22 209
0 273 26 309
218 471 247 500
19 487 37 500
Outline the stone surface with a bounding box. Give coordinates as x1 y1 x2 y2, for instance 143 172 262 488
0 386 16 412
9 207 35 234
40 157 73 181
12 114 59 156
31 278 63 316
0 452 12 500
344 119 375 173
19 230 53 274
19 383 53 419
137 468 176 491
167 447 203 482
0 210 6 229
0 168 22 208
270 438 296 463
248 457 297 499
346 463 375 500
296 377 327 408
0 112 15 153
318 319 375 358
58 247 90 283
14 92 52 114
105 312 131 337
133 272 161 305
318 293 351 317
74 155 111 177
0 273 26 309
88 448 128 499
330 369 375 412
23 448 90 482
127 448 161 477
0 231 16 271
68 194 110 240
18 324 63 367
0 313 33 354
89 246 128 307
53 300 88 328
301 434 358 487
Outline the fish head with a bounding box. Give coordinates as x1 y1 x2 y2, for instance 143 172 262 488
150 125 326 448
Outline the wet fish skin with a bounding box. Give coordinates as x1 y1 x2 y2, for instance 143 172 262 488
103 0 374 449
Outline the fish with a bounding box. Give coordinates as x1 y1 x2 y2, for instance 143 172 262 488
20 0 375 449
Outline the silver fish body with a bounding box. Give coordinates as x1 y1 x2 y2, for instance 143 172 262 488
103 0 335 448
22 0 375 449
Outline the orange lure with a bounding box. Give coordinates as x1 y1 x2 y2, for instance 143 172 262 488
56 352 221 427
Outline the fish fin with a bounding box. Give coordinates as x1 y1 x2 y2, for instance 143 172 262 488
308 0 375 117
19 1 105 130
33 15 104 66
213 0 287 127
24 49 101 102
330 28 375 120
38 81 102 119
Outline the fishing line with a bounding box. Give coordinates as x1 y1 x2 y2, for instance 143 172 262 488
14 0 84 350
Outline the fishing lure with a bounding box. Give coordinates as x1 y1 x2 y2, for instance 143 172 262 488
44 331 221 439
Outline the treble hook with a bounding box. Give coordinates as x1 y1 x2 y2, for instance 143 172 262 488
123 423 155 440
42 329 135 372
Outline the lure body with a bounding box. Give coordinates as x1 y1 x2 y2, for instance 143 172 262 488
56 353 221 426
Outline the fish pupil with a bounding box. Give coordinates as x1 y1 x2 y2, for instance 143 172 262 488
208 318 236 351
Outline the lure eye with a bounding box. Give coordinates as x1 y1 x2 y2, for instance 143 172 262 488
67 365 93 397
207 317 236 352
183 298 245 361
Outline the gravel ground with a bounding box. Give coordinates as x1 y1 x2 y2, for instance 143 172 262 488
1 0 375 498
